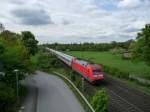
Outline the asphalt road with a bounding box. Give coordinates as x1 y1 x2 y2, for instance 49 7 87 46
21 71 85 112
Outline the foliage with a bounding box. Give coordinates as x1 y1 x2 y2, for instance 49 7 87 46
0 30 37 112
0 42 4 54
0 31 34 73
21 31 38 55
30 51 58 71
70 70 76 81
132 24 150 64
90 89 108 112
75 79 82 90
103 65 129 79
0 82 16 112
0 82 16 103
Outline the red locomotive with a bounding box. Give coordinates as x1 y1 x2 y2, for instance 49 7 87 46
46 48 104 82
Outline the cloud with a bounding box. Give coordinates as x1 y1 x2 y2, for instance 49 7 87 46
118 0 150 9
10 0 25 5
123 28 141 33
118 0 141 8
62 19 72 25
12 7 53 25
0 0 150 43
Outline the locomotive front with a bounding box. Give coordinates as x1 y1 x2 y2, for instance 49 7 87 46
87 64 104 82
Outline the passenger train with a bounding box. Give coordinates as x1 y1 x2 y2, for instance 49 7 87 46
46 48 104 82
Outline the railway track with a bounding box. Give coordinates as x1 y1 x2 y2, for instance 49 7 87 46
83 74 150 112
101 75 150 112
108 89 143 112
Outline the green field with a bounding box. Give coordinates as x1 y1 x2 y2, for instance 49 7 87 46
67 51 150 80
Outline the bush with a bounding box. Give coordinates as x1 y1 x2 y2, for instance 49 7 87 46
0 81 16 112
30 52 58 71
90 89 108 112
75 79 82 90
70 70 76 81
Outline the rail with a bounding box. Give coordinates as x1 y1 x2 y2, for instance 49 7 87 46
53 71 95 112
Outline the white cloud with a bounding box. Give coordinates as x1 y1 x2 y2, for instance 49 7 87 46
0 0 150 43
118 0 141 8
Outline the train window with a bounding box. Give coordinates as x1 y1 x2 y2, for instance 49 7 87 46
93 69 101 75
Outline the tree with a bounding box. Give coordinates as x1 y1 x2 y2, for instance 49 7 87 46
0 30 36 82
21 31 38 55
0 23 5 32
132 24 150 64
90 89 108 112
0 42 4 54
0 29 38 112
0 36 30 72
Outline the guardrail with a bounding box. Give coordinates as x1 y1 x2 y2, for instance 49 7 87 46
53 71 95 112
129 74 150 86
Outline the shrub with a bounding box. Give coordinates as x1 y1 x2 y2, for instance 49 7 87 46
0 82 16 112
75 79 82 90
30 52 58 71
90 89 108 112
70 73 76 81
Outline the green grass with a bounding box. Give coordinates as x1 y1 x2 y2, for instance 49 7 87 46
67 51 150 80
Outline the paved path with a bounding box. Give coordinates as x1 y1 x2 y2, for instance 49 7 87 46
21 71 85 112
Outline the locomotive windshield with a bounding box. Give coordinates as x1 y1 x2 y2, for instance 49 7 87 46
93 69 101 75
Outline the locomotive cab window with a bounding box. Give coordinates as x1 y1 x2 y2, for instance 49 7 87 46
93 69 101 75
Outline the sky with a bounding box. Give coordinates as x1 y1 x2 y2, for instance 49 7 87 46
0 0 150 43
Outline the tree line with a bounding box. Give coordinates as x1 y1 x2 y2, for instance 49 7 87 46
44 40 133 51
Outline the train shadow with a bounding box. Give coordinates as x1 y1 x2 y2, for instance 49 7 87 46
89 79 109 87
